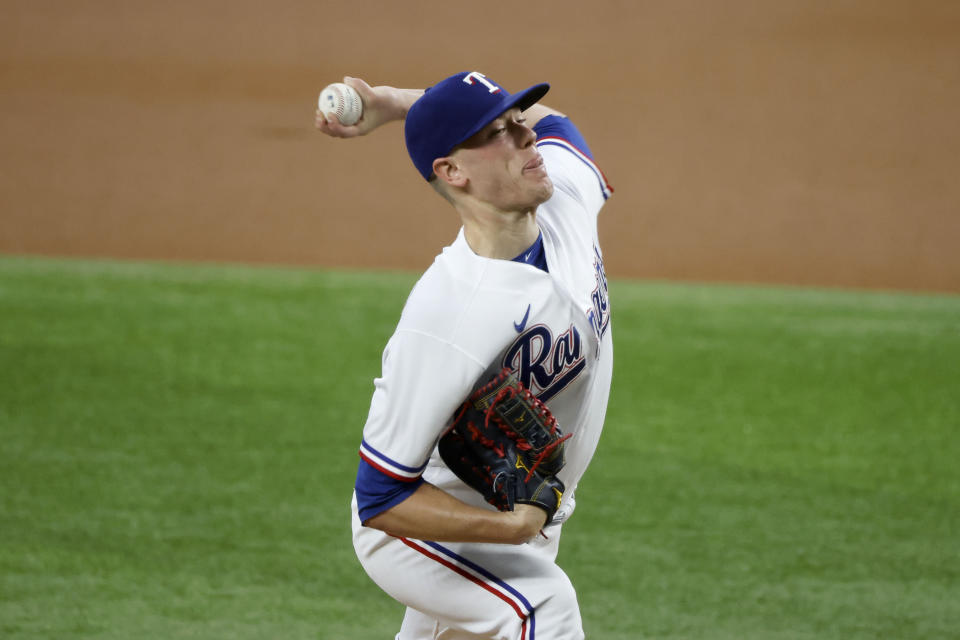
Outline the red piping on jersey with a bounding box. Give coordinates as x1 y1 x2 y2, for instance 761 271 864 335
358 451 423 483
536 135 614 193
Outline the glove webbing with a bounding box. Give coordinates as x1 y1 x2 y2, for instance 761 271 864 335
478 372 572 482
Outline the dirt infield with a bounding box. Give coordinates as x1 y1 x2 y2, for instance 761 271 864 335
2 1 958 292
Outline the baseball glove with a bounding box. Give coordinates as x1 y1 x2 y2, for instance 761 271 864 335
438 368 571 522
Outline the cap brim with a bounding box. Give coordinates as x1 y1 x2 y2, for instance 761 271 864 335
513 82 550 112
451 82 550 151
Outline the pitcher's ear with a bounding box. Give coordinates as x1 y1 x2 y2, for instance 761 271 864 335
433 156 467 188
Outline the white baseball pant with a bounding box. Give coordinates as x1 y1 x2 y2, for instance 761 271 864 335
352 508 585 640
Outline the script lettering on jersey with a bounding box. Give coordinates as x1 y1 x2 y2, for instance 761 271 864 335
503 324 586 403
586 244 611 351
462 71 501 94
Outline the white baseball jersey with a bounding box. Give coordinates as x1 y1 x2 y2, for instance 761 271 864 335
352 115 613 640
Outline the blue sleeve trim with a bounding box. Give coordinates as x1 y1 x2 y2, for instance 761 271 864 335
534 115 594 160
359 438 429 480
534 115 613 199
355 456 424 523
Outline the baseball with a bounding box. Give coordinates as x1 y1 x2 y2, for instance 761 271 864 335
318 82 363 126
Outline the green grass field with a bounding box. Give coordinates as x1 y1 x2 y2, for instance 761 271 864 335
1 255 958 639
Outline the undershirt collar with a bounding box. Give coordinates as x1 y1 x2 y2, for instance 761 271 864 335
511 231 549 272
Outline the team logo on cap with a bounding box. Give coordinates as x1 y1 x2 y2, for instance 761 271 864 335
462 71 501 94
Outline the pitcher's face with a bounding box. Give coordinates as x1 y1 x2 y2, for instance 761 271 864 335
452 108 554 212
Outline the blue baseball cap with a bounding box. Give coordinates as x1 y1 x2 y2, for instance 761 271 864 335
405 71 550 180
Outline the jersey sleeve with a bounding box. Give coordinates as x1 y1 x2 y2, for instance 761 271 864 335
354 456 424 523
355 328 486 522
535 115 613 216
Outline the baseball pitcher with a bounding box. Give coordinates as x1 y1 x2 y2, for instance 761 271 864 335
316 70 614 640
